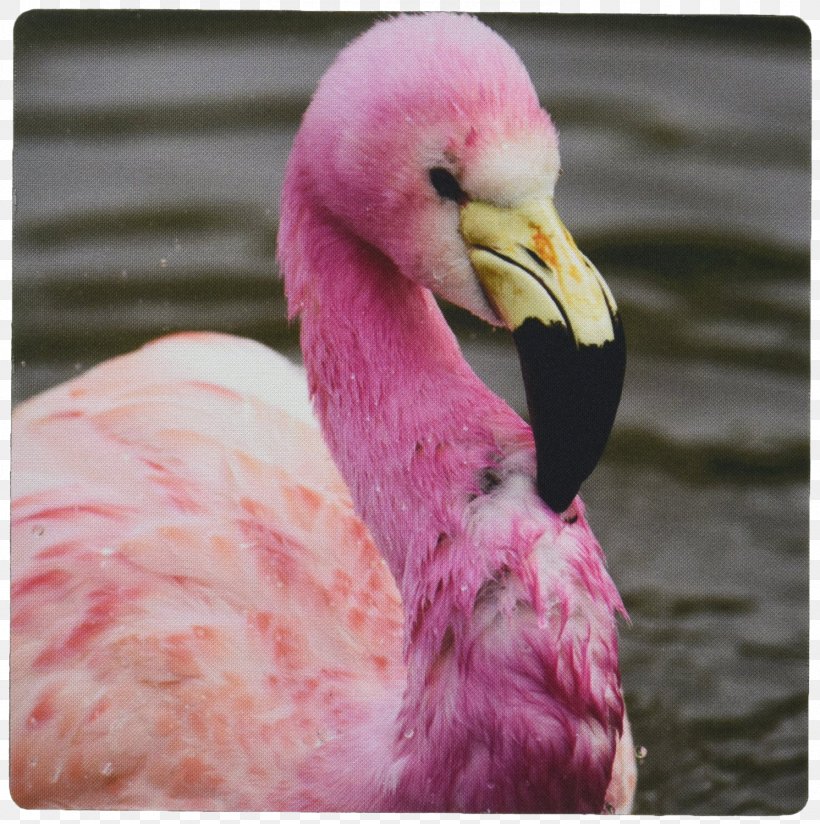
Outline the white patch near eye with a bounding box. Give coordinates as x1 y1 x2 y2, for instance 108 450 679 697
464 132 560 206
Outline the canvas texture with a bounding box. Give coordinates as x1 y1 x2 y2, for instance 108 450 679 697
4 3 814 819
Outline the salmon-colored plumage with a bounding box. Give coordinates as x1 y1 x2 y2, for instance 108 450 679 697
12 334 405 808
12 14 636 812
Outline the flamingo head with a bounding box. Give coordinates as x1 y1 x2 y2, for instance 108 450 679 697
284 13 626 512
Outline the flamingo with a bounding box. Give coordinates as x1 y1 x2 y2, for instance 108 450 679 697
11 13 636 813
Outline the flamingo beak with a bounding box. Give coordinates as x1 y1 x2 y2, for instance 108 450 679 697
459 198 626 513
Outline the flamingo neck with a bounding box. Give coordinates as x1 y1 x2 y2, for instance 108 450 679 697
291 209 525 591
281 200 623 812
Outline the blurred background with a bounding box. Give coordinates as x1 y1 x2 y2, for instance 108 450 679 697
13 11 810 814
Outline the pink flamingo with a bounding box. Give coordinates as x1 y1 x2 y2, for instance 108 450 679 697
11 14 636 812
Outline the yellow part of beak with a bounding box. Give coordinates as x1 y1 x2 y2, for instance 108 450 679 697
459 198 618 347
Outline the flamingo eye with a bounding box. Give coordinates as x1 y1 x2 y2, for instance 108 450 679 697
429 167 468 205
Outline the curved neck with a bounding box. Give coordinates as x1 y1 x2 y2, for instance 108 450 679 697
280 198 624 813
291 208 523 591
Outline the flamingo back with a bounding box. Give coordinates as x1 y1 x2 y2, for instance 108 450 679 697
11 332 404 809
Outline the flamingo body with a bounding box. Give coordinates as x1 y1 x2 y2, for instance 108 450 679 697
12 333 405 808
12 14 636 812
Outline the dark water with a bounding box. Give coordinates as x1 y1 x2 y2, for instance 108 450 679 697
13 12 810 814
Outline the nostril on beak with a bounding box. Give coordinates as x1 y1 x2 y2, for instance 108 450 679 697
522 247 551 271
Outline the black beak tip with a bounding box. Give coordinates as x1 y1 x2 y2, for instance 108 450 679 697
512 316 626 514
541 486 580 515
